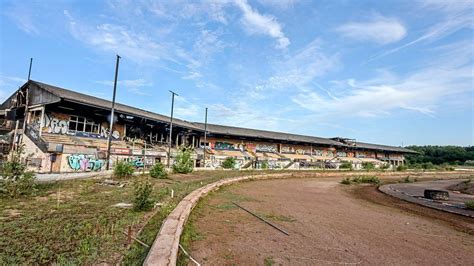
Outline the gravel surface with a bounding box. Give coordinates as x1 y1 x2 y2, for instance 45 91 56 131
188 177 474 265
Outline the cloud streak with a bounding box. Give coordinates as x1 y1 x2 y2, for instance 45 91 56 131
293 41 472 118
336 15 406 44
234 0 290 49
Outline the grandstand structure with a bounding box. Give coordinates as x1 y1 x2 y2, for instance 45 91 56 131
0 80 415 173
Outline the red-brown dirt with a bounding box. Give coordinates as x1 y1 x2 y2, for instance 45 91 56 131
187 177 474 265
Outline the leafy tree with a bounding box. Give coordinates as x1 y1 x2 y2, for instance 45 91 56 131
114 161 135 178
0 145 37 198
221 157 236 169
362 162 375 170
339 161 353 170
173 147 194 174
405 146 474 165
149 161 167 179
133 179 153 211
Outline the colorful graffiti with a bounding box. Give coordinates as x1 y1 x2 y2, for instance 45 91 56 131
215 142 237 150
45 113 69 134
336 151 347 157
68 154 104 171
256 144 277 153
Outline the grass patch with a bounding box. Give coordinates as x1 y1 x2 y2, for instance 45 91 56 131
340 175 381 185
264 256 275 266
465 200 474 210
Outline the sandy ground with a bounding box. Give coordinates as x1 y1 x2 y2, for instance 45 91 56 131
188 177 474 265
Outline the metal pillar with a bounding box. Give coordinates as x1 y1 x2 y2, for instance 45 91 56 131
167 90 178 168
106 55 121 170
203 107 208 167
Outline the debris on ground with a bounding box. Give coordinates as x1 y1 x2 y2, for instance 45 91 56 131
112 203 133 208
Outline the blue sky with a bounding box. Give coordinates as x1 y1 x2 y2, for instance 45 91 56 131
1 0 473 146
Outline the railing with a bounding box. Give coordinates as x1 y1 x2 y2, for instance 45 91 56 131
24 125 48 153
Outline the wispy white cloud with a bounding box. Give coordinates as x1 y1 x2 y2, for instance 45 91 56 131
293 41 473 118
242 39 338 98
6 4 40 35
258 0 300 9
233 0 290 49
370 2 473 60
336 15 406 44
95 78 153 96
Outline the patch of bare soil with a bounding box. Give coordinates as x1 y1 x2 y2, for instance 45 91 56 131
350 184 474 234
188 178 474 265
447 179 474 195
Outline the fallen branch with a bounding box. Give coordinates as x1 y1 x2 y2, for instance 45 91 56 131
121 231 150 248
232 201 289 236
179 244 201 266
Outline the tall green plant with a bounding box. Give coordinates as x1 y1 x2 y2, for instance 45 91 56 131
150 162 167 179
133 179 153 211
173 147 194 174
113 161 135 178
221 157 236 169
0 145 37 198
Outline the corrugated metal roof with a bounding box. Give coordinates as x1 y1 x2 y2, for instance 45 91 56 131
31 80 200 130
0 80 416 154
192 122 342 146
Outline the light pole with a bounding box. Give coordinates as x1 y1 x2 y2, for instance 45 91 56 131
203 107 208 168
167 90 178 168
106 55 121 170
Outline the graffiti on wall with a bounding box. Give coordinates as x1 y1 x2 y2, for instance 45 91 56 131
45 113 69 134
43 113 120 139
68 154 104 171
215 142 243 151
256 144 277 153
336 151 347 157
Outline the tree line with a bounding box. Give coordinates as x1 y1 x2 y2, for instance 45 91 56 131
405 146 474 165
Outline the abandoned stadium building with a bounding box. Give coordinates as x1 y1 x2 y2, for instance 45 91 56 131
0 80 416 173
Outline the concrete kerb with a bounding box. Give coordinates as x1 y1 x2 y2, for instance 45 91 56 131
143 173 293 266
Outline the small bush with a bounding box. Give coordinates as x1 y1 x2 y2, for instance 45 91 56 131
465 200 474 210
0 146 37 198
340 177 351 185
261 160 269 170
396 165 408 171
133 179 153 211
422 162 435 170
339 161 353 170
402 176 413 183
221 157 236 169
380 164 390 170
362 162 375 170
114 161 135 178
149 162 167 179
341 176 380 185
173 147 194 174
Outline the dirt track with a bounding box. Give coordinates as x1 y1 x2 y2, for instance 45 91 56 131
187 177 474 265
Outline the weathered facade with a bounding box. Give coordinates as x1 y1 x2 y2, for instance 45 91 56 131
0 80 415 173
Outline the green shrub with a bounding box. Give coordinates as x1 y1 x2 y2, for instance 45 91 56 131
261 160 269 170
422 162 435 170
402 176 413 183
0 146 37 198
221 157 236 169
396 165 408 171
173 147 194 174
465 200 474 210
133 179 154 211
149 162 167 179
113 161 135 178
380 163 390 170
340 177 351 185
339 161 353 170
362 162 375 170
